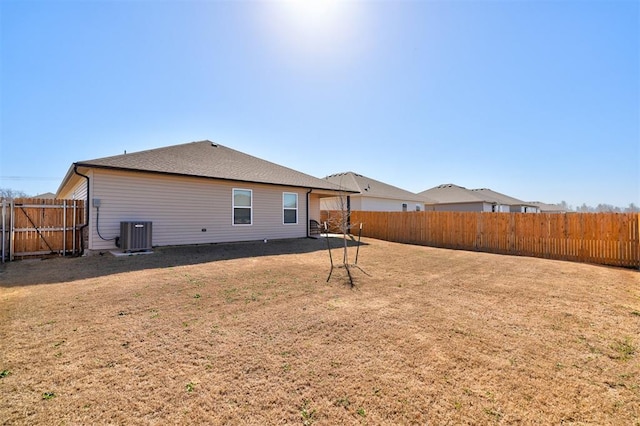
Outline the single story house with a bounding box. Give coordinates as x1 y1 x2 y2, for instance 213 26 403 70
321 172 435 212
418 184 508 212
419 184 541 212
33 192 56 199
56 140 352 252
470 188 540 213
527 202 568 213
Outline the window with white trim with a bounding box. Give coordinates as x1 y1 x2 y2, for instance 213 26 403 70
402 203 408 212
233 189 252 225
283 192 298 224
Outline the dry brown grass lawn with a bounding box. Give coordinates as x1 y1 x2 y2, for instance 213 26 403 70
1 237 638 425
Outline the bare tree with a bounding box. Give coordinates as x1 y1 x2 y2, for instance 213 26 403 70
0 188 29 200
576 203 593 213
573 202 638 213
595 203 622 213
625 203 640 213
558 200 573 212
323 192 365 287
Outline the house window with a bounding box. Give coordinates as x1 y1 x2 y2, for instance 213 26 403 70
416 204 421 212
402 203 408 212
283 192 298 224
233 189 252 225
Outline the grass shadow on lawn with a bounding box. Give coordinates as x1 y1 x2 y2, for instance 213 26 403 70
0 235 367 287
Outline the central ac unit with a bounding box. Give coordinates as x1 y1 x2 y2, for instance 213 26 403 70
120 221 152 252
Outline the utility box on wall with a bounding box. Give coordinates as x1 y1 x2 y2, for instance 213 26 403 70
120 221 152 252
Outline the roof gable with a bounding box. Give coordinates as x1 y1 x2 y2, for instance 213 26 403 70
470 188 531 206
418 184 487 204
324 172 430 203
60 140 347 192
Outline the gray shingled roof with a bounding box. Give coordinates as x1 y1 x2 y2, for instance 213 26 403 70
324 172 433 203
419 184 542 207
65 140 349 192
527 202 568 213
470 188 534 206
418 184 487 203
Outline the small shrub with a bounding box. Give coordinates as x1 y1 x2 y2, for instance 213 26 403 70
42 392 56 400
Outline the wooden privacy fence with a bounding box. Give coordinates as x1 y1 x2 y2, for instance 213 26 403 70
1 198 86 261
322 210 640 269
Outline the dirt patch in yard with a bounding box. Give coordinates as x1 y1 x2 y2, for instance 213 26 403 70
1 237 638 424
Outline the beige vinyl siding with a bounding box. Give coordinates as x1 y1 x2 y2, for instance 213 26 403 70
308 194 321 222
428 202 491 212
320 196 356 211
321 195 422 212
74 181 88 202
360 197 421 212
320 196 340 211
57 174 89 201
88 169 308 250
349 197 362 211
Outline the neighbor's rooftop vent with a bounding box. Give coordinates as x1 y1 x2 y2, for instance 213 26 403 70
437 184 466 189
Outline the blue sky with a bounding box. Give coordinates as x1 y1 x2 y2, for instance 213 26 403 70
1 0 638 208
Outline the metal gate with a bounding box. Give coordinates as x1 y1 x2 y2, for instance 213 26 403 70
1 198 86 262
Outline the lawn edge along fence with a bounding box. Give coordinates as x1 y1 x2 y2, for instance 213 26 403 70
322 210 640 269
1 198 86 262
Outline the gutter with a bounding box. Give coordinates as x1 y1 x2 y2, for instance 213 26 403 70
306 188 312 237
73 164 90 255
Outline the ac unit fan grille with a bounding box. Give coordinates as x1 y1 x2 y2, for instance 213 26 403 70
120 222 152 252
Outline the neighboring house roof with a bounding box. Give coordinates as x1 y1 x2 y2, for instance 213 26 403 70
528 202 568 213
58 140 352 194
418 184 487 204
33 192 56 199
324 172 432 203
470 188 536 207
419 184 540 207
